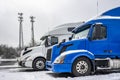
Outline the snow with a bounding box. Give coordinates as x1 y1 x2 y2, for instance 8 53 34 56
0 64 120 80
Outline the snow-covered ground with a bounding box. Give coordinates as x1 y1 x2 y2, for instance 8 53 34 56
0 64 120 80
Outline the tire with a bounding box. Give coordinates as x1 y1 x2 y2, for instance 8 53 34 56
72 57 91 77
32 58 46 71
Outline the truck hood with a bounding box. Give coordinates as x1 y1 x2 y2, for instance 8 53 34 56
21 45 44 56
51 39 87 62
25 46 42 51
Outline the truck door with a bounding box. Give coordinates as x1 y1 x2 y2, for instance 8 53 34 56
87 23 109 58
46 36 58 60
108 26 120 58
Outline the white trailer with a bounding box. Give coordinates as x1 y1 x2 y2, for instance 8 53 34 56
18 22 83 70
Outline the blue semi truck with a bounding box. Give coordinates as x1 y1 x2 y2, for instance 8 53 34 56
46 7 120 76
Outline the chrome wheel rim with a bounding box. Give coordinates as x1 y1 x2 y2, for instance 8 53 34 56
36 60 44 69
76 61 88 74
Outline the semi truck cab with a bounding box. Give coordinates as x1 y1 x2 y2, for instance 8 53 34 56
46 7 120 76
18 22 83 70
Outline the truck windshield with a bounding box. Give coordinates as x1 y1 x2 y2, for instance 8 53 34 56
72 28 89 40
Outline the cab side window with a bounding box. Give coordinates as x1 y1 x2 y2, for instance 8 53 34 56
51 36 58 45
92 25 107 40
45 36 58 47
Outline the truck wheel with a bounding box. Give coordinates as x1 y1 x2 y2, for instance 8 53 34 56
33 58 45 71
72 57 91 76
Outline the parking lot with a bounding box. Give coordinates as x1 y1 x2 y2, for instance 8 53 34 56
0 64 120 80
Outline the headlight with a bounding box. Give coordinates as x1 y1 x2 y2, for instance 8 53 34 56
54 55 66 64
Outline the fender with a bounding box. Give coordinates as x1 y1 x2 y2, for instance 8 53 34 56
26 52 45 61
63 50 95 63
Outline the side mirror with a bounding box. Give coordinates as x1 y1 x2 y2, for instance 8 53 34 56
24 47 28 51
69 34 73 41
69 37 72 40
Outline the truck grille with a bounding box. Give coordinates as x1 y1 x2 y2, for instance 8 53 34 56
46 49 52 61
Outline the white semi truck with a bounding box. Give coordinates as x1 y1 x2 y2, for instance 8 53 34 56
18 22 83 70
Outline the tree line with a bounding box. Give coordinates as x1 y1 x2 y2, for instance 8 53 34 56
0 45 19 59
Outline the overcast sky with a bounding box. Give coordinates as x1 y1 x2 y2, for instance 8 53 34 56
0 0 120 47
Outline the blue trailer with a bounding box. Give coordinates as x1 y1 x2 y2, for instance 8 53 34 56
46 7 120 76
